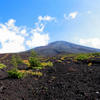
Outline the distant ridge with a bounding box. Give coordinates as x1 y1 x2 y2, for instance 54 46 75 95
28 41 100 56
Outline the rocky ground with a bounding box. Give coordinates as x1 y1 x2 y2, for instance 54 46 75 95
0 54 100 100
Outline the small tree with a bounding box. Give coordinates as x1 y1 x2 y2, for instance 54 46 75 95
30 50 37 57
29 57 41 67
11 55 17 68
16 55 23 64
29 50 42 69
8 68 25 79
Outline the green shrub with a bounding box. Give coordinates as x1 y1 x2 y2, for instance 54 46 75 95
75 54 90 61
29 57 42 69
11 55 23 68
8 68 25 79
57 60 62 63
19 70 43 76
16 55 23 64
31 66 43 70
11 55 18 67
31 71 43 76
91 52 100 56
28 50 43 69
0 63 7 69
41 61 53 67
30 50 37 57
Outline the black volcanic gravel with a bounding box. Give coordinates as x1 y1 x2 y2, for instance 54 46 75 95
0 54 100 100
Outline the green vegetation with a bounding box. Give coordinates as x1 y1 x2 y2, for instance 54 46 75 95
11 55 23 67
28 50 43 69
0 63 7 69
29 57 42 69
8 55 25 79
27 71 43 76
23 60 30 67
28 51 53 69
57 60 62 63
19 70 43 76
7 50 53 78
91 52 100 56
41 61 53 67
75 54 90 61
59 53 77 58
16 55 23 64
88 62 92 67
60 57 65 61
74 53 100 61
30 50 38 58
11 55 18 67
8 68 25 79
5 52 100 79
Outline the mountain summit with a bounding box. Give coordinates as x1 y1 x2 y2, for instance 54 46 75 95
32 41 100 56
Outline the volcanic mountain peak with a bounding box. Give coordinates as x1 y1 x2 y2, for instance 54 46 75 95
33 41 100 56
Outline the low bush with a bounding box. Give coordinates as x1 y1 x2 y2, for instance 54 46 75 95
11 55 18 67
75 54 90 61
57 60 62 63
29 50 53 69
32 66 43 70
0 63 7 69
41 61 53 67
91 52 100 56
60 57 65 61
8 68 25 79
29 57 42 69
28 50 43 69
23 60 30 67
31 71 43 76
11 55 23 67
30 50 37 58
19 70 43 76
88 62 92 67
16 55 23 64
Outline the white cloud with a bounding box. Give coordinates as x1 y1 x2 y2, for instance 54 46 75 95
38 16 56 22
69 12 78 19
64 11 78 20
26 16 51 48
0 16 55 53
26 32 49 47
78 38 100 49
6 19 16 27
0 19 26 53
20 29 28 36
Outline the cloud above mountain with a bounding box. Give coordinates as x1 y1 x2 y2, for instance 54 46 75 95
79 38 100 49
0 16 55 53
25 15 56 48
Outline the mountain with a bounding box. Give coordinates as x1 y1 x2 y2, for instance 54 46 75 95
29 41 100 56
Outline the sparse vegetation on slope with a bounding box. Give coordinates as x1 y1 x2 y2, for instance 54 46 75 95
41 61 53 67
75 53 90 61
11 55 18 67
0 52 100 100
29 57 42 69
8 68 25 79
0 63 6 69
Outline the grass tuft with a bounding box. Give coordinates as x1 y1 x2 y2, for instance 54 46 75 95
0 63 7 69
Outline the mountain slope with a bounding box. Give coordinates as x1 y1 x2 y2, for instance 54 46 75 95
31 41 100 56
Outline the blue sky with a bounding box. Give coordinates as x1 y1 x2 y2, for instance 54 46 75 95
0 0 100 53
